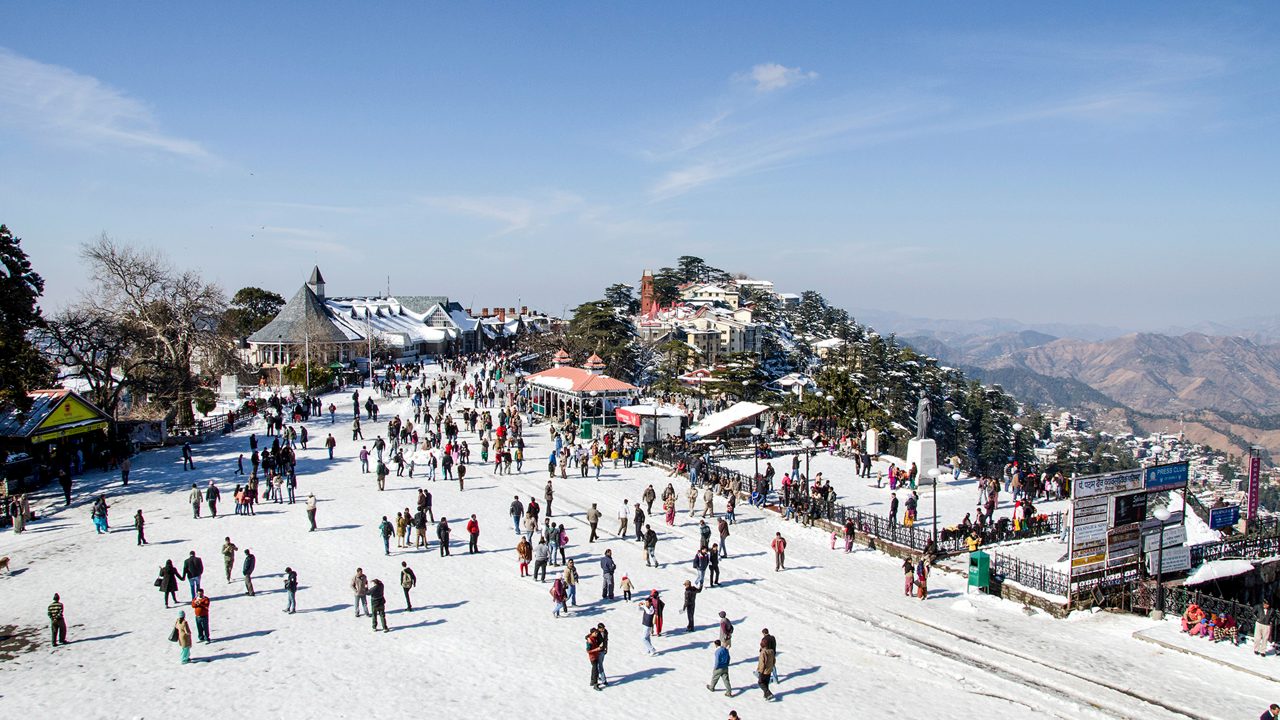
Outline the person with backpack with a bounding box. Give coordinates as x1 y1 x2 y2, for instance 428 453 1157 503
400 561 417 611
718 610 733 648
379 516 394 555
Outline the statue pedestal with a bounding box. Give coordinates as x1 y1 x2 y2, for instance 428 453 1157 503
864 428 879 456
907 439 938 483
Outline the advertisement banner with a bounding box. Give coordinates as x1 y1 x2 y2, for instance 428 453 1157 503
1247 450 1261 522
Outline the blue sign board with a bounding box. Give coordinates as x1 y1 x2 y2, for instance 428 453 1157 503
1209 504 1240 530
1144 462 1189 491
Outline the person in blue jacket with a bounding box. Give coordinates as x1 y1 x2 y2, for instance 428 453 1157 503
708 639 732 696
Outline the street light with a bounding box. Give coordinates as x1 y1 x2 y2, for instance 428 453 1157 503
801 437 814 495
825 394 835 435
1151 505 1172 620
927 467 941 542
1011 422 1024 464
750 427 762 481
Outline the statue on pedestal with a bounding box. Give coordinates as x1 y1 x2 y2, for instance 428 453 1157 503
915 396 932 440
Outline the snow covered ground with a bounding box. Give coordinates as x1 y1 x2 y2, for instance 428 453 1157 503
1 365 1274 719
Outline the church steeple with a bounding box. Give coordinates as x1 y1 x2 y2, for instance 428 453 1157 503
307 266 326 300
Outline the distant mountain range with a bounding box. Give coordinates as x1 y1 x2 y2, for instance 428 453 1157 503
875 311 1280 458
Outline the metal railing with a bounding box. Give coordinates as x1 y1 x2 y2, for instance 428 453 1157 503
648 442 1065 557
991 552 1070 597
1132 584 1260 636
1189 532 1280 566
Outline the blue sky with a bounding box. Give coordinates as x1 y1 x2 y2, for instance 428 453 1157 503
2 2 1277 330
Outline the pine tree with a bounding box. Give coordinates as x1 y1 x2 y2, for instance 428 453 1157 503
0 225 53 410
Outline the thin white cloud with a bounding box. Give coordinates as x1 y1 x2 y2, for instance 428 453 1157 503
256 201 368 215
420 191 584 236
0 47 210 159
743 63 818 93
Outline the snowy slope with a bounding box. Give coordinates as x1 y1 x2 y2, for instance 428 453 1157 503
0 365 1272 720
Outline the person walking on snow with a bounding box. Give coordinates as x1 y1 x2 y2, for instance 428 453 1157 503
757 628 777 700
587 626 606 690
222 537 237 582
639 597 657 655
708 639 733 696
306 493 317 531
182 551 204 601
400 561 417 611
188 483 203 518
173 611 193 664
379 516 393 555
771 533 787 572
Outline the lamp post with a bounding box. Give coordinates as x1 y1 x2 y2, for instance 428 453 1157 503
751 426 762 480
277 334 284 391
1151 505 1172 620
927 467 941 542
825 394 835 436
802 437 814 495
1011 422 1024 464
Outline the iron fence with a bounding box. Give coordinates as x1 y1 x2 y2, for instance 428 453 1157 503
991 552 1070 597
1131 584 1260 636
1189 532 1280 566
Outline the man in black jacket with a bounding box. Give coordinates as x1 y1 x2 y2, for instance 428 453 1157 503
643 525 659 567
369 579 388 631
183 551 204 601
680 580 701 632
242 549 256 596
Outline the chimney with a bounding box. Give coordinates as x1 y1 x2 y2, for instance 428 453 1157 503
498 308 506 322
481 307 489 317
521 305 528 315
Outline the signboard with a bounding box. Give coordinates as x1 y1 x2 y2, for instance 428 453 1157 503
1072 553 1106 571
1145 545 1191 575
1074 469 1143 499
1144 461 1190 492
1141 524 1187 552
1209 504 1240 530
1247 449 1261 522
1072 522 1108 546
